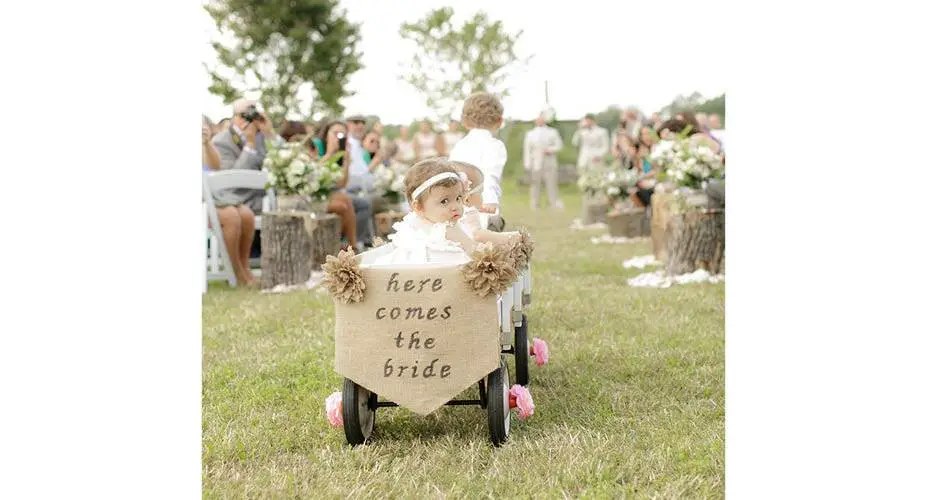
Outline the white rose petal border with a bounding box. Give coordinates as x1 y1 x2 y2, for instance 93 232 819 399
623 254 660 269
627 269 724 288
591 235 648 245
260 270 327 294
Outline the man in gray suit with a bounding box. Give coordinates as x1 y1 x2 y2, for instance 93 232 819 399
209 98 279 286
210 99 279 214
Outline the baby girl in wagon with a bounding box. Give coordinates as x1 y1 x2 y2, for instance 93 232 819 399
370 158 478 266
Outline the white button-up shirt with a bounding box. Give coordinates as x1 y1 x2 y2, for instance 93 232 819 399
347 135 373 192
572 125 610 167
523 125 563 172
448 129 507 208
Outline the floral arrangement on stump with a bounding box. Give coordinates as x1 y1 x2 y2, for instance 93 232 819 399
263 140 343 204
577 163 640 206
649 137 724 190
371 162 410 205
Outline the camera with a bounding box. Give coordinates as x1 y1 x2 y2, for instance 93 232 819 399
241 104 264 123
336 131 346 151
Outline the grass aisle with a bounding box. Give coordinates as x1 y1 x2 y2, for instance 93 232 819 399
203 180 725 498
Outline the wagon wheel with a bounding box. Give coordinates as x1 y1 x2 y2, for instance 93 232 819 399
514 314 530 386
486 357 511 446
343 378 376 446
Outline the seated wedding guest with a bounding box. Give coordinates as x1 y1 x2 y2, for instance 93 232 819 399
393 125 416 163
695 112 709 130
438 120 464 155
630 142 655 208
611 131 635 171
659 115 723 153
209 98 279 286
362 130 395 213
309 117 328 156
638 126 656 149
317 120 374 249
649 112 663 129
363 130 385 172
345 115 374 192
623 109 644 139
278 120 317 155
279 120 359 250
707 113 725 145
413 119 440 161
381 142 399 167
203 115 220 171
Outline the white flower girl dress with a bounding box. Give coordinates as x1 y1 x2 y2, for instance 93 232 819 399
370 213 470 267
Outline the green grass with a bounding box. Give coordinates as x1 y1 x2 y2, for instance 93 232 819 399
203 180 725 498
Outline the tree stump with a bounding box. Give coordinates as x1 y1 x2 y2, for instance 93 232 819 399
311 213 342 269
650 192 673 262
580 194 610 225
375 210 405 238
666 209 725 276
606 207 648 238
260 212 316 289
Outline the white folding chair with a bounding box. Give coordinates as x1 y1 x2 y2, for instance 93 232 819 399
203 170 271 290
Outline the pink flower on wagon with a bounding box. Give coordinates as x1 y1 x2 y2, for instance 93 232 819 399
509 384 535 420
325 391 343 428
530 337 550 366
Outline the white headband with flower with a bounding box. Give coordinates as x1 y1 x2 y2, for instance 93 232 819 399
411 172 465 200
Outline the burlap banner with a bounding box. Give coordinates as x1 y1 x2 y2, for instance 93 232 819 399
334 265 501 416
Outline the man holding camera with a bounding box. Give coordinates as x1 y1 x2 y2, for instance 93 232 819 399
210 99 279 214
208 99 279 286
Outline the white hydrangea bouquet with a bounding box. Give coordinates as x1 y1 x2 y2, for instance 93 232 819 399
371 162 410 204
578 163 639 203
263 141 343 203
649 137 724 190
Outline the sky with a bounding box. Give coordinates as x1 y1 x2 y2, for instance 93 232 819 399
201 0 727 124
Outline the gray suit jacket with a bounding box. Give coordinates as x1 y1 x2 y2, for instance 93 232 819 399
210 129 268 214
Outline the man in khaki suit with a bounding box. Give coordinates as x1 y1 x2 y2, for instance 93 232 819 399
571 113 610 171
523 112 564 210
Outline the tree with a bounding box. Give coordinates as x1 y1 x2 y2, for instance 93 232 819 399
657 92 725 125
695 94 725 125
659 92 706 117
594 105 625 133
204 0 362 123
398 7 530 121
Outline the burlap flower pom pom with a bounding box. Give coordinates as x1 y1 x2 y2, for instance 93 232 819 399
507 227 535 272
321 249 366 303
462 243 518 297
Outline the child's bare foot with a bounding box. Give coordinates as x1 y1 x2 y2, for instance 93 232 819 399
235 269 258 288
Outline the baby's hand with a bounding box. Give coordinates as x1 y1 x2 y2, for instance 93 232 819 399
445 224 476 253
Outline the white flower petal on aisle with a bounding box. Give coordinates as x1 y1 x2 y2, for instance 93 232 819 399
569 219 607 231
622 255 660 269
260 271 327 294
590 235 647 245
627 269 724 288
